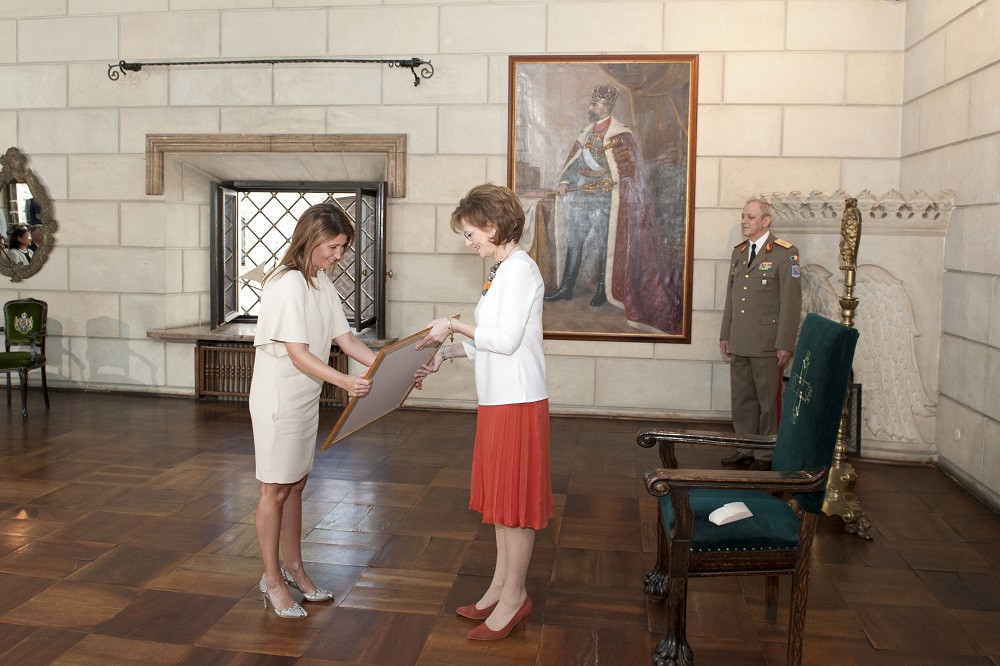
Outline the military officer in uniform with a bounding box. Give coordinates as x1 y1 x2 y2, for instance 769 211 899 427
719 198 802 470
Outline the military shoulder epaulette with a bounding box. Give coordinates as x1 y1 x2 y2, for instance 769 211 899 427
773 238 792 248
734 240 749 249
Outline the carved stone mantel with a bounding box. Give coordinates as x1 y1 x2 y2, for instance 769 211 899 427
753 189 956 462
144 133 408 198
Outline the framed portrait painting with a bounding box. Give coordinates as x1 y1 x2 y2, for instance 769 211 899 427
508 54 698 342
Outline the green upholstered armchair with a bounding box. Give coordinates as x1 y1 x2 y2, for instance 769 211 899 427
637 314 859 666
1 298 49 418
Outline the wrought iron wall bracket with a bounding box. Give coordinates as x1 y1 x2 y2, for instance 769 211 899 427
108 57 434 87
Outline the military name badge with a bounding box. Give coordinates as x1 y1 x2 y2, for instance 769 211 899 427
758 261 772 270
791 265 801 278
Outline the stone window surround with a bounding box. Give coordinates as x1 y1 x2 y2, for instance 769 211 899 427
144 133 407 198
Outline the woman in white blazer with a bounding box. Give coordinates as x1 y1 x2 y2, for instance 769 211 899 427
415 184 552 641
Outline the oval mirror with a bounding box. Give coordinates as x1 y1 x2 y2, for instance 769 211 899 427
0 147 58 282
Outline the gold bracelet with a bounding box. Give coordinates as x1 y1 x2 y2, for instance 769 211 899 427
448 317 455 344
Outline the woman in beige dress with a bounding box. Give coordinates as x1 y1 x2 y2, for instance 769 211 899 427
250 203 377 618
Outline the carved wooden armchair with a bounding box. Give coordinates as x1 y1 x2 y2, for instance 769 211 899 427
638 314 859 666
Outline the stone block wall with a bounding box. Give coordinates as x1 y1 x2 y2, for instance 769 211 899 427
899 0 1000 507
9 0 995 504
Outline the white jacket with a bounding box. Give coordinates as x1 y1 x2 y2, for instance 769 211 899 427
462 250 548 406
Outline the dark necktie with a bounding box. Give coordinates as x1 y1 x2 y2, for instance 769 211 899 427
748 243 757 266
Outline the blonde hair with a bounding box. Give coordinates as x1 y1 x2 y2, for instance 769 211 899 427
264 203 354 288
450 183 524 246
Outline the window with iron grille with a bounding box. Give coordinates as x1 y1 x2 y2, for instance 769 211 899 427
210 182 386 338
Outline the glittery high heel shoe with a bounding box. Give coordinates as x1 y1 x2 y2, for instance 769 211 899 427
281 566 334 602
467 597 532 640
259 575 308 618
456 600 499 620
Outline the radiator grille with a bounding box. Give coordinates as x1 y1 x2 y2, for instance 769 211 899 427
196 342 348 405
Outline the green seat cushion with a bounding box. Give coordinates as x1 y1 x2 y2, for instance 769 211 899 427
660 489 800 553
0 352 46 370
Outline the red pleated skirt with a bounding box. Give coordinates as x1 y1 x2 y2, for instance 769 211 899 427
470 399 553 530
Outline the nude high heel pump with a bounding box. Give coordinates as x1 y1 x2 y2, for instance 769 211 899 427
467 597 532 640
259 575 308 618
280 566 334 602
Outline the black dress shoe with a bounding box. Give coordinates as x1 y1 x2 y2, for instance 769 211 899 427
720 452 754 466
749 459 772 471
590 290 607 306
544 287 573 302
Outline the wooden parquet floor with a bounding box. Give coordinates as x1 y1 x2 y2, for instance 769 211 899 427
1 391 1000 665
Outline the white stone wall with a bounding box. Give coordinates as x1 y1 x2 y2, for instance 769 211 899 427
0 2 918 427
900 0 1000 505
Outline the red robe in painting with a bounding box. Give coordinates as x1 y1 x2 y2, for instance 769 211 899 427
557 117 681 334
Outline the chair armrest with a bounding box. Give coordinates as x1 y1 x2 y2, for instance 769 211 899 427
637 429 777 450
637 429 777 469
26 332 41 363
643 467 828 497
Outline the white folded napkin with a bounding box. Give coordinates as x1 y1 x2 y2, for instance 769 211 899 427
708 501 753 525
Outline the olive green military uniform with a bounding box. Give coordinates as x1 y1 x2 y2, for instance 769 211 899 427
720 235 802 460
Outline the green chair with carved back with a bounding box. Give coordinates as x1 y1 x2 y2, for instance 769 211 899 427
1 297 50 418
637 313 859 666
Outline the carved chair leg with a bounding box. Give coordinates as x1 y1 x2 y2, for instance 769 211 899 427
787 569 809 665
18 368 28 419
765 574 778 621
646 442 678 601
653 575 693 666
41 367 49 408
787 513 819 666
653 635 693 666
644 503 670 601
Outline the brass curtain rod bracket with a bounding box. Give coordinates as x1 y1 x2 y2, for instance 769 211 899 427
108 57 434 87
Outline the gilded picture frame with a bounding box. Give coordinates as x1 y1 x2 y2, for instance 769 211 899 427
508 54 698 342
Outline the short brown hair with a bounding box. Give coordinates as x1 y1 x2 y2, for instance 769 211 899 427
265 203 354 288
450 184 524 246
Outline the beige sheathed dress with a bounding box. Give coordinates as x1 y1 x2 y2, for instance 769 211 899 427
249 268 350 484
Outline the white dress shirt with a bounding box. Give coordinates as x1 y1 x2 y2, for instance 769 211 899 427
749 231 770 263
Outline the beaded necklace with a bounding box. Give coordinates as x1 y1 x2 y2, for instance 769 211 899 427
482 245 518 295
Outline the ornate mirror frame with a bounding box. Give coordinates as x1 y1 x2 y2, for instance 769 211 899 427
0 147 58 282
